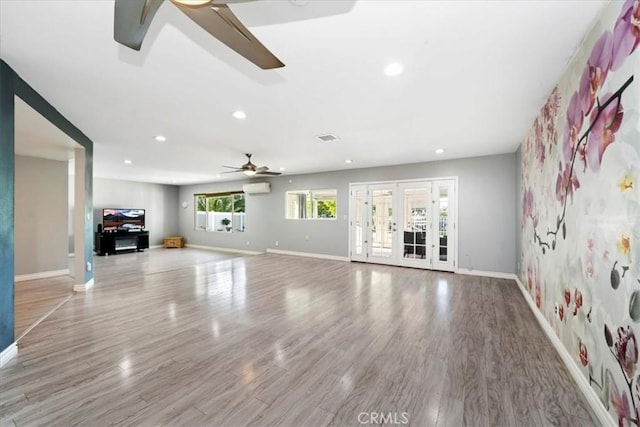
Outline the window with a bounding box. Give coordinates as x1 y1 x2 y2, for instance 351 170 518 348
195 192 245 232
286 189 337 219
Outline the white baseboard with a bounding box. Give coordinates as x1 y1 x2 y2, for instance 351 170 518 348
266 248 350 262
514 277 614 426
184 244 263 256
149 244 163 249
456 268 517 280
68 253 75 258
73 278 94 292
15 269 70 283
0 342 18 368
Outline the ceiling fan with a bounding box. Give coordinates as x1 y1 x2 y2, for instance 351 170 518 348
114 0 284 69
222 153 282 176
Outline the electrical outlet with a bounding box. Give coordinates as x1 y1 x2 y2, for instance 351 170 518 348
305 235 309 241
246 241 250 246
86 262 92 272
275 241 279 246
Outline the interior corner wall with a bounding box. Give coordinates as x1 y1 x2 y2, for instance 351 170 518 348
68 167 74 254
93 178 179 246
0 61 16 352
15 156 69 276
178 152 516 274
515 145 523 278
517 1 640 423
0 59 95 354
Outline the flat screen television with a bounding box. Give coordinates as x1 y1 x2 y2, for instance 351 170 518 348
103 208 145 232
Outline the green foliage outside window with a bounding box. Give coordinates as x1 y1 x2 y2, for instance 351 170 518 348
194 192 245 232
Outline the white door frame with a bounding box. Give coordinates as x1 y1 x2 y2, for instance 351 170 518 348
349 184 368 263
397 180 433 270
348 177 458 272
430 179 456 272
367 183 397 266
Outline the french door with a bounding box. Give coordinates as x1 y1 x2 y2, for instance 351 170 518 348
349 179 456 271
398 182 432 269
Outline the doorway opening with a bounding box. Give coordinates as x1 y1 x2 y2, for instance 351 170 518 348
349 178 457 272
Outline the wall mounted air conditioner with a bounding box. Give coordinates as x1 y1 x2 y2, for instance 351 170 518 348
242 182 271 194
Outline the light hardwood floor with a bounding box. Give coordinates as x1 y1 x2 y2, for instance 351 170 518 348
14 275 74 341
1 248 597 426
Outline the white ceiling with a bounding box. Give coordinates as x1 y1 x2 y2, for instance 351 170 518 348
14 97 80 162
0 0 607 185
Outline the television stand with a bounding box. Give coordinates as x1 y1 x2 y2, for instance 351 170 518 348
95 230 150 256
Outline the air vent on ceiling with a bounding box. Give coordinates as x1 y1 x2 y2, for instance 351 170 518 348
316 134 339 143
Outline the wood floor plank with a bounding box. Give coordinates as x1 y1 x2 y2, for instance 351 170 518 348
2 248 598 426
14 275 74 340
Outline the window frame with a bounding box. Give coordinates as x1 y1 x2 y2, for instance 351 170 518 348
285 188 337 220
194 191 246 232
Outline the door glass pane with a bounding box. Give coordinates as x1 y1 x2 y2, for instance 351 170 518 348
402 188 427 260
354 190 365 255
439 187 449 261
371 189 393 258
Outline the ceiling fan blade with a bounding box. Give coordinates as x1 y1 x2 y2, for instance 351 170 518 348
255 166 269 172
256 171 282 176
222 165 243 169
169 1 285 69
114 0 164 50
211 0 255 4
221 170 242 174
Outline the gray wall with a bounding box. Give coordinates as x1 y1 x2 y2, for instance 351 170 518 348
178 153 517 274
15 155 69 275
93 178 179 246
515 145 523 280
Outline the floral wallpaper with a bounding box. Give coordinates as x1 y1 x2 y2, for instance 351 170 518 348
519 1 640 424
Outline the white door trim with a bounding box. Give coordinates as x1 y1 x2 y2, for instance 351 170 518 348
348 176 458 271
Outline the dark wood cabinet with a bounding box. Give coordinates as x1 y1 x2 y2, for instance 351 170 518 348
95 230 149 255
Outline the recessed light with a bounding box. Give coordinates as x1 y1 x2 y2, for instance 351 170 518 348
384 62 404 76
232 110 246 120
124 159 132 164
215 174 221 178
435 148 445 154
279 167 285 171
345 159 353 164
155 135 166 142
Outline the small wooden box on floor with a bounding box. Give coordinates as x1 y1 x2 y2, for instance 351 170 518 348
163 236 185 248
